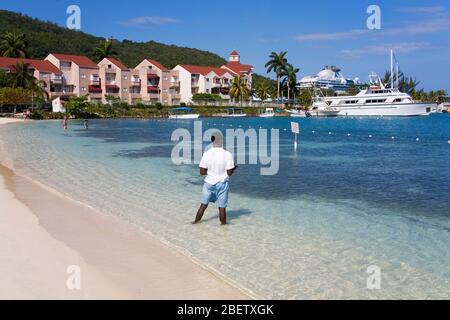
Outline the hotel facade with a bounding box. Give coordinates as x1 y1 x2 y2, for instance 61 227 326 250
0 50 253 106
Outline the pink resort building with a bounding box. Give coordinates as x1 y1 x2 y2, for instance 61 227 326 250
2 49 252 106
45 53 102 103
0 57 63 99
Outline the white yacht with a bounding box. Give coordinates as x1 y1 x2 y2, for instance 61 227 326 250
325 73 435 117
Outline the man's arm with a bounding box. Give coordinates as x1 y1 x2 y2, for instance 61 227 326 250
227 165 237 177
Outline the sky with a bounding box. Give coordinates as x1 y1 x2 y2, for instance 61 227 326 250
1 0 450 91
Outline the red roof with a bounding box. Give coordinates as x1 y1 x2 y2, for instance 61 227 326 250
230 50 240 56
145 59 167 71
180 65 236 77
105 57 128 70
0 57 62 74
51 53 98 68
222 61 253 74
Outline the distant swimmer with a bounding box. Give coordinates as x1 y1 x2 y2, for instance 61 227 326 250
63 116 68 130
84 119 89 130
193 132 237 225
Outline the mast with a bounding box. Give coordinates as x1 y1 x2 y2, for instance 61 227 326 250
390 49 394 89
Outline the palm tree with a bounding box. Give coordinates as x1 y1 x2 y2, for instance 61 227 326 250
265 51 287 101
281 63 299 102
230 76 250 107
9 62 47 101
93 39 117 61
0 32 29 58
254 80 272 102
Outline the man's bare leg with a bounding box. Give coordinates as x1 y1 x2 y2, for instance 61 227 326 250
193 204 208 224
219 208 226 225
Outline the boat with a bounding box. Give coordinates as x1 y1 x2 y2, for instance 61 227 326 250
323 51 436 117
438 97 450 113
224 108 247 117
168 107 200 119
287 108 308 117
299 65 359 94
259 107 275 118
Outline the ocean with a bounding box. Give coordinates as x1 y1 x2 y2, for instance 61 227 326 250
1 115 449 299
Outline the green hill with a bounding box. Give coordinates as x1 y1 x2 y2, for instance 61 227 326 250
0 10 227 68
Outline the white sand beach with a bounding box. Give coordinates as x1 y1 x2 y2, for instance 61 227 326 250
0 118 248 299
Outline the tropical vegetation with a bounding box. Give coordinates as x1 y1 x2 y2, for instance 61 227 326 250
93 39 117 61
229 76 250 106
265 51 288 100
0 31 29 58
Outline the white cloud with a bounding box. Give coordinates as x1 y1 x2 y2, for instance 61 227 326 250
398 6 447 14
121 16 181 26
294 6 450 42
341 42 432 58
294 29 368 41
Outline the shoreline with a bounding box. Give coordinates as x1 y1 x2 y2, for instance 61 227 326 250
0 119 250 299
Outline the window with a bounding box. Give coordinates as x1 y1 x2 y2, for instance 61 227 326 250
123 88 129 92
394 98 402 103
81 87 87 92
124 75 128 80
206 89 210 93
206 78 210 82
81 74 87 79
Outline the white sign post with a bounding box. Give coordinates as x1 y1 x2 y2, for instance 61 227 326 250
291 122 300 150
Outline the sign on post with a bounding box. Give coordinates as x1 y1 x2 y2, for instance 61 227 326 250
291 122 300 150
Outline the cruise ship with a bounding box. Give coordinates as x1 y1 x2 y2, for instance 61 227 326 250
323 73 435 116
298 65 358 93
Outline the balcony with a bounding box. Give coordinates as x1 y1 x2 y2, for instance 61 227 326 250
88 85 102 93
147 85 160 94
105 84 120 94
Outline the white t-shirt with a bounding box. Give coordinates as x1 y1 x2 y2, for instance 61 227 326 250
199 147 235 185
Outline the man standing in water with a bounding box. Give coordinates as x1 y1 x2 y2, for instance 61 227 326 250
193 133 237 225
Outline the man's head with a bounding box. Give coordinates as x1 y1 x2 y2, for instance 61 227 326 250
211 131 223 148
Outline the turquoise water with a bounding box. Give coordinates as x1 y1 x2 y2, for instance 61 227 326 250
1 115 450 299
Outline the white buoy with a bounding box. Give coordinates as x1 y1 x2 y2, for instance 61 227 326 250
392 136 395 140
369 135 372 138
448 140 450 144
416 138 420 142
283 128 287 131
312 130 315 134
329 132 332 135
347 133 351 136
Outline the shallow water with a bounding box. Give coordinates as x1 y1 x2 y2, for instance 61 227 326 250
1 115 450 299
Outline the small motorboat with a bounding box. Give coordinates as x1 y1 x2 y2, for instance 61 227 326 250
224 108 247 117
259 107 275 118
168 107 200 119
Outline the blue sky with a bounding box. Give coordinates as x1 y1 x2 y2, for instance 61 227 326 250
2 0 450 91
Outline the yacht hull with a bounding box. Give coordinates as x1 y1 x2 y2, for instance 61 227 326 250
168 114 200 119
335 103 435 117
